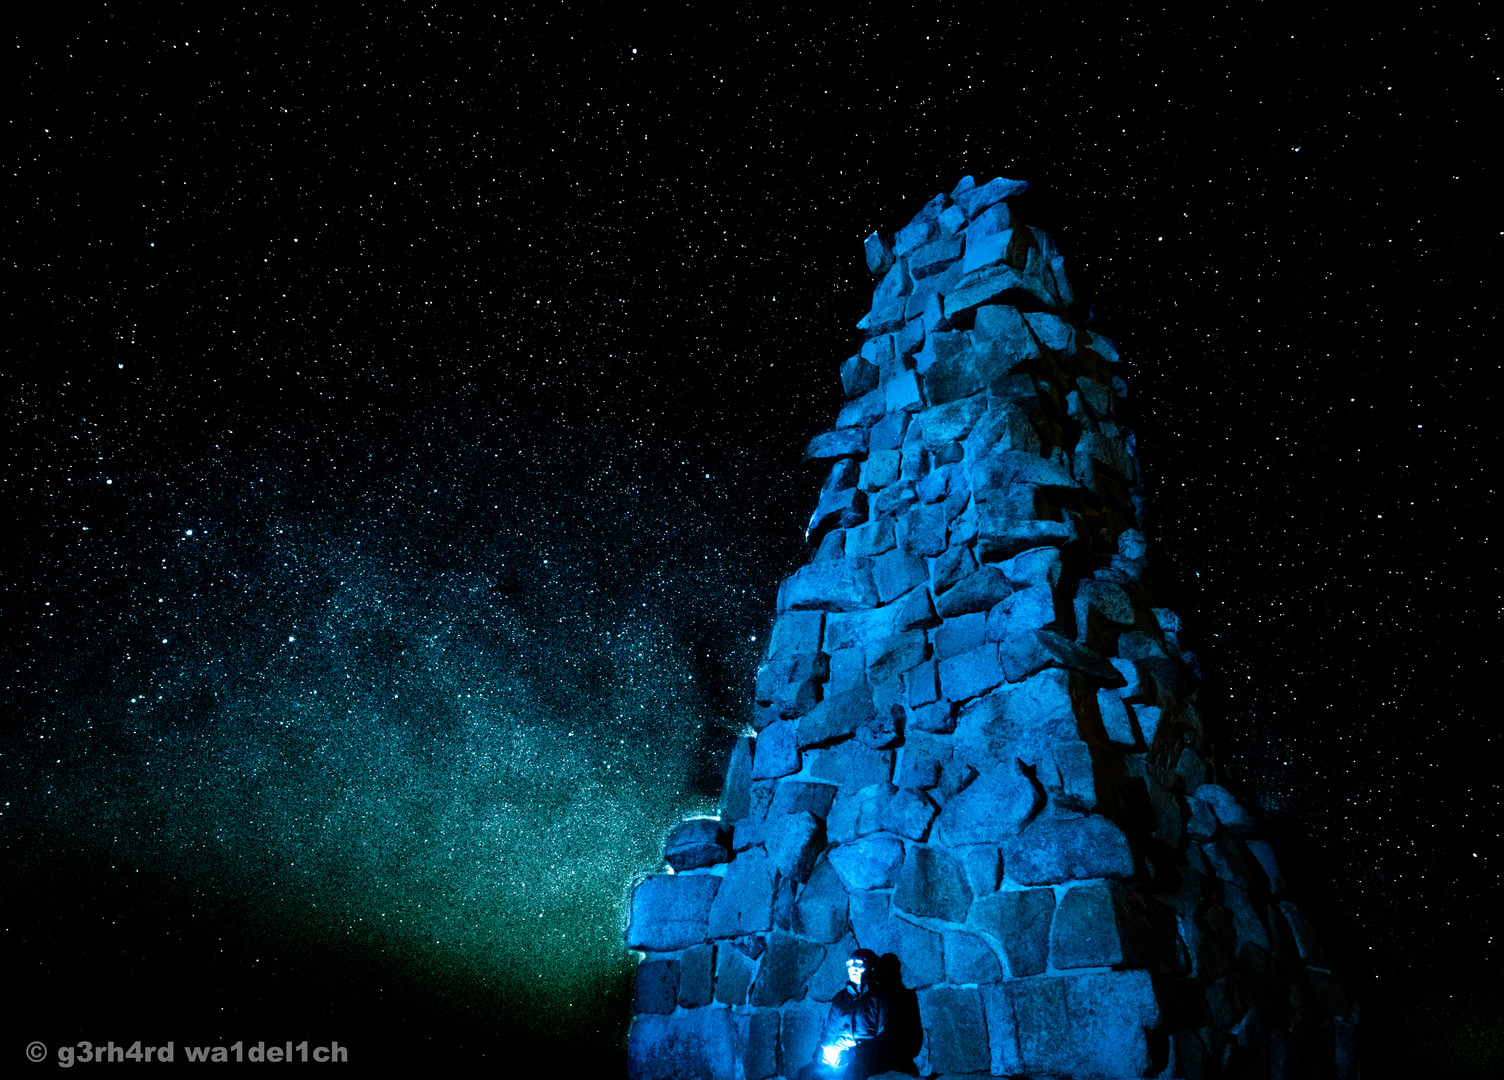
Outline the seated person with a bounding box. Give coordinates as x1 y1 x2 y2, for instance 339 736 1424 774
799 948 890 1080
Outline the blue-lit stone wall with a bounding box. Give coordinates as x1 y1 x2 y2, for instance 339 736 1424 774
625 178 1357 1080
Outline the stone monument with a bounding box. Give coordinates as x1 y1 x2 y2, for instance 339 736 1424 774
625 177 1357 1079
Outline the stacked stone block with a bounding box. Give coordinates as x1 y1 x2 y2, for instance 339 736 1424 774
626 177 1357 1079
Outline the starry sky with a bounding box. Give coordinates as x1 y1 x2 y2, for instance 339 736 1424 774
3 5 1496 1074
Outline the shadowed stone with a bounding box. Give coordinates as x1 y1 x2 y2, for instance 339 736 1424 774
858 258 912 335
1050 881 1177 971
872 916 946 989
969 888 1055 977
1044 739 1098 812
1247 840 1289 897
739 1010 780 1080
635 959 679 1014
628 875 721 952
1193 783 1259 838
997 630 1054 683
1278 901 1328 967
975 501 1076 561
665 817 730 872
628 1009 739 1080
679 944 713 1008
721 735 754 824
984 970 1160 1078
1078 579 1135 626
1034 629 1125 685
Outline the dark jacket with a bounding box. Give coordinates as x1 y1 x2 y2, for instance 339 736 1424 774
819 981 889 1073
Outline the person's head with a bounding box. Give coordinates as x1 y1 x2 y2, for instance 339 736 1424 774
845 948 879 986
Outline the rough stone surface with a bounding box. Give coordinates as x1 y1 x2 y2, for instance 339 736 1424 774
892 844 974 923
634 958 679 1014
707 848 778 938
919 987 990 1074
827 835 906 891
664 817 730 871
1005 814 1136 884
750 932 826 1006
627 1009 739 1080
739 1010 780 1080
944 930 1004 984
678 944 714 1009
791 858 850 943
628 874 721 952
631 176 1354 1080
714 946 755 1006
936 763 1039 846
776 1001 826 1078
968 888 1056 977
985 970 1160 1077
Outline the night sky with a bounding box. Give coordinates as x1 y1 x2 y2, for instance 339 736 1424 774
4 5 1496 1075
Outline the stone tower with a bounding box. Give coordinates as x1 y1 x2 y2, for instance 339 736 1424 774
625 177 1357 1079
